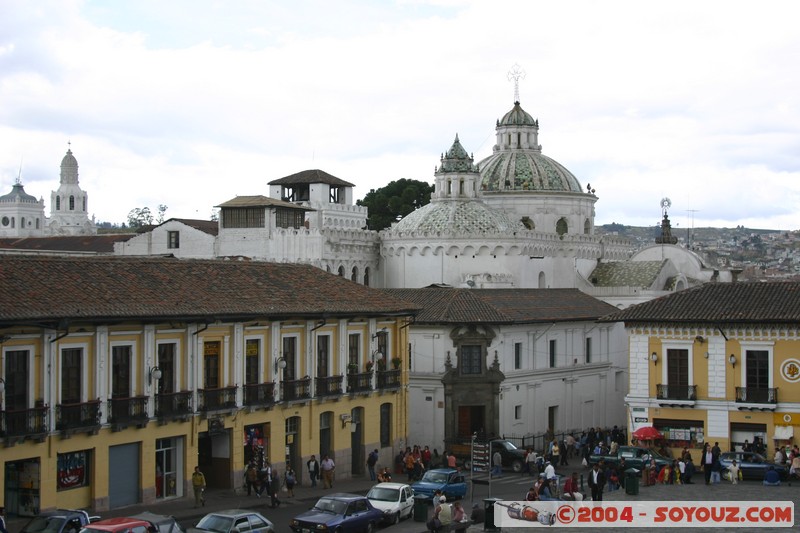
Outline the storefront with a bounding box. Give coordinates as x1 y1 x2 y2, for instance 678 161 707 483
653 418 705 450
4 458 40 517
155 437 185 499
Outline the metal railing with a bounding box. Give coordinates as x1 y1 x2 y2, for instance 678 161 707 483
347 371 373 393
735 387 778 403
243 382 276 407
198 386 238 411
108 396 149 424
56 399 102 430
376 369 401 389
0 405 49 437
656 384 697 401
155 391 193 418
280 377 312 402
315 375 344 397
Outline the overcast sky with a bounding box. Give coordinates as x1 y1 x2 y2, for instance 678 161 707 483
1 0 798 230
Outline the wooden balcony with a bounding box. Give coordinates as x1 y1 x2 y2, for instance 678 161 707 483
315 375 344 397
107 396 149 429
198 386 238 412
155 391 193 422
376 369 401 390
243 382 276 409
347 371 373 394
735 387 778 404
56 399 102 436
656 384 697 401
280 377 312 402
0 405 49 442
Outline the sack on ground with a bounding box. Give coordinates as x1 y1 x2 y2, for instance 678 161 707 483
582 457 588 467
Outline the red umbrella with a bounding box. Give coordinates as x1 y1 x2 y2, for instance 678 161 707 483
632 426 663 440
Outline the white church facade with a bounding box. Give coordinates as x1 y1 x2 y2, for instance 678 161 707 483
0 146 96 238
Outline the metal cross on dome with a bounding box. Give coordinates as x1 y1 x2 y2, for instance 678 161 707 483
508 64 526 104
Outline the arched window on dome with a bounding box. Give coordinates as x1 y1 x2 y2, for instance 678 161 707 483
364 267 370 287
82 196 87 211
351 266 358 282
338 266 345 277
584 219 591 235
69 195 75 210
556 218 568 238
538 272 546 289
459 179 465 196
517 133 521 147
56 196 61 210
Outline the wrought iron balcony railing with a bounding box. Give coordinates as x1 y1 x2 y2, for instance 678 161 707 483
108 396 149 424
155 391 193 418
243 382 276 407
656 384 697 401
281 377 312 402
347 371 373 393
735 387 778 404
376 369 401 390
315 375 344 397
198 386 238 411
56 399 102 431
0 405 49 437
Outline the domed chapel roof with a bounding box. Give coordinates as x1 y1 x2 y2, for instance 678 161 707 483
479 101 583 193
386 136 525 236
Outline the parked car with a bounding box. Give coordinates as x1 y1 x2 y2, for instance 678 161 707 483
194 510 274 533
81 517 154 533
719 451 789 481
129 513 185 533
22 509 98 533
366 482 414 524
448 439 527 472
410 468 467 501
289 493 384 533
588 446 671 472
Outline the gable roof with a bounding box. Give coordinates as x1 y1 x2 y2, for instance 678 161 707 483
600 281 800 325
0 255 420 327
268 169 355 187
215 195 312 210
0 234 134 254
382 287 618 324
164 218 219 236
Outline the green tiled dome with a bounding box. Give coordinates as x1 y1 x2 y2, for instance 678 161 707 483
480 151 582 192
387 199 524 235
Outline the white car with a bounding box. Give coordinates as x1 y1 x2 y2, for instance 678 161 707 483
366 482 415 524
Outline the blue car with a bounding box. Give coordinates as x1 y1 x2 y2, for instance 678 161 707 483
410 468 467 501
289 493 384 533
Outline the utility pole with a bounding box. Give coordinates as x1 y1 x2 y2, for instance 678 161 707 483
686 209 699 248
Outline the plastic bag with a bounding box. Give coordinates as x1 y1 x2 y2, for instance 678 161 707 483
582 458 588 467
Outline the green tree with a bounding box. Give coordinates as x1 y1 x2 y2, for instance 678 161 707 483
156 204 168 224
357 178 434 231
127 207 154 228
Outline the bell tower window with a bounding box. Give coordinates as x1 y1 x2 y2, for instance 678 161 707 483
69 195 75 210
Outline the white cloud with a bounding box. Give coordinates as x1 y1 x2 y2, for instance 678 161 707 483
0 0 798 230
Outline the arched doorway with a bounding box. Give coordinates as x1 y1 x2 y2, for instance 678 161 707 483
350 407 365 476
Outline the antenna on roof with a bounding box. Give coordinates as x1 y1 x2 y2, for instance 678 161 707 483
507 64 526 104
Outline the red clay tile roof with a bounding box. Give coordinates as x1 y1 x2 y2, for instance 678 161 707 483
0 255 420 326
167 218 220 236
215 195 312 210
600 281 800 325
383 287 618 324
268 169 355 187
0 234 134 253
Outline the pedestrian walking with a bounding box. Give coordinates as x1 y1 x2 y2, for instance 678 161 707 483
492 450 503 477
307 455 320 487
728 460 740 484
269 469 282 508
321 454 336 488
191 466 206 508
244 462 259 496
284 467 296 497
588 462 605 501
367 449 379 481
0 506 9 533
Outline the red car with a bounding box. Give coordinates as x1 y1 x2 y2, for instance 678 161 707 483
81 517 155 533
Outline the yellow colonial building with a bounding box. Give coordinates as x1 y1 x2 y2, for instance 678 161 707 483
603 282 800 459
0 255 418 515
